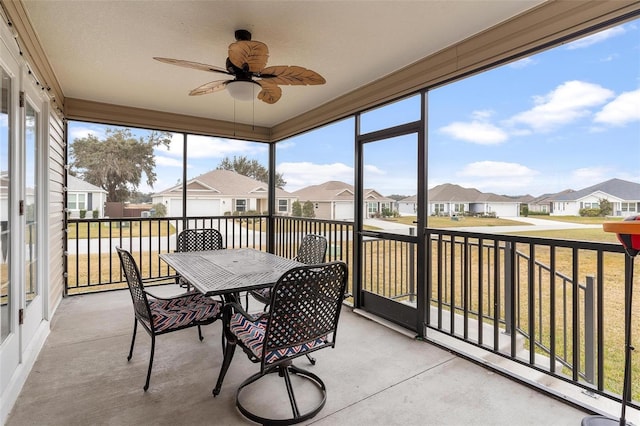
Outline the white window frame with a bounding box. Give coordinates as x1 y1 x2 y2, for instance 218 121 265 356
68 193 87 211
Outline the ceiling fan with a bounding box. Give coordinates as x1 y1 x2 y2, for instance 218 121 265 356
154 29 326 104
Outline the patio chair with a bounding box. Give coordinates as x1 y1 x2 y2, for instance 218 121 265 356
213 261 348 425
176 228 224 290
249 233 327 308
116 247 223 391
248 234 328 366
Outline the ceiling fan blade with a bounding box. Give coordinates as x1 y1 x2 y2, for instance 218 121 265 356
153 57 231 75
228 40 269 73
257 80 282 104
189 80 230 96
260 65 326 85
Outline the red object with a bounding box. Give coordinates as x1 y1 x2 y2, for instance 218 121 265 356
616 215 640 257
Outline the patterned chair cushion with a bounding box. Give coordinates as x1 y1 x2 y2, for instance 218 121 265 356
229 312 326 364
149 291 222 333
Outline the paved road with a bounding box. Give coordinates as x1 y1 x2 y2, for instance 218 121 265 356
364 216 601 235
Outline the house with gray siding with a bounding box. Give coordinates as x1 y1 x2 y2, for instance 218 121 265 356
67 175 107 218
550 178 640 217
152 169 296 217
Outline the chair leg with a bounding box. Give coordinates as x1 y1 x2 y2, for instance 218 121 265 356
197 325 204 341
127 319 138 361
282 365 301 419
144 334 156 392
306 354 316 365
213 340 236 396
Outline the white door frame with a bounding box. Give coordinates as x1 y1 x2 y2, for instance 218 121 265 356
0 19 51 424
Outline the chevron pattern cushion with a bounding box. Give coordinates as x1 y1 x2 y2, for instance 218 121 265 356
229 312 326 364
149 291 222 333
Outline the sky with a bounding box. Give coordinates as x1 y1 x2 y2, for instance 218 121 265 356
68 19 640 199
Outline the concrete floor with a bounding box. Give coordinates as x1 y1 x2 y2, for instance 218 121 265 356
7 286 591 426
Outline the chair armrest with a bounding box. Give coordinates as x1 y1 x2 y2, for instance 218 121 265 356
144 290 194 301
223 301 269 322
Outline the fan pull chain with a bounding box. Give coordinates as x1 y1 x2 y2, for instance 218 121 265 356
233 99 237 137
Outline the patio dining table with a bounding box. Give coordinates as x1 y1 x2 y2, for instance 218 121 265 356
159 247 304 299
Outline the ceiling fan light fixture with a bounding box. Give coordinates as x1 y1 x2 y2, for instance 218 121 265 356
226 80 259 101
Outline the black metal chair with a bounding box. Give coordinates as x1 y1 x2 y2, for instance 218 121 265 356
116 247 223 391
213 261 348 425
249 234 327 307
176 228 224 290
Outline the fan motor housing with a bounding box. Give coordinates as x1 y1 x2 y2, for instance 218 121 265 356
235 29 252 41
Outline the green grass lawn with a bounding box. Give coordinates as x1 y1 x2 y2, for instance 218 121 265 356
505 228 620 243
382 215 530 227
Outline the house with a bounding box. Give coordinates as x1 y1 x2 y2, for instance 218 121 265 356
397 195 417 216
528 190 574 214
151 169 297 217
427 183 521 217
397 184 522 218
291 181 394 220
549 178 640 217
66 175 107 218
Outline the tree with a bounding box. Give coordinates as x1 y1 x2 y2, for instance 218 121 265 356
217 156 286 189
150 203 167 218
70 128 171 202
598 198 612 216
302 201 316 218
291 200 302 217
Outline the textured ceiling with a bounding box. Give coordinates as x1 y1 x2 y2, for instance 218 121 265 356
22 0 544 127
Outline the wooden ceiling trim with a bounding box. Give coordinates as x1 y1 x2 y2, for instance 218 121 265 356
64 98 271 142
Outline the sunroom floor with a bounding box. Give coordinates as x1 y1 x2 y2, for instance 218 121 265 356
7 285 591 425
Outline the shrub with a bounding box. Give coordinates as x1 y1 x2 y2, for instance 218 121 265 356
598 198 612 216
79 209 86 219
292 200 302 217
92 210 99 219
302 201 315 218
579 208 600 217
151 203 166 217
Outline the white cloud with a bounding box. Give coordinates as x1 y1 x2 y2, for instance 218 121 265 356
69 125 105 141
440 120 508 145
276 141 295 150
594 89 640 126
458 161 537 178
363 164 386 176
156 134 267 159
448 161 539 194
509 80 614 132
571 167 610 182
278 161 353 191
566 26 626 49
509 57 536 69
155 155 186 168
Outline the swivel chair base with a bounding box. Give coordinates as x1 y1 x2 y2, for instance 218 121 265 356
236 363 327 426
581 415 629 425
